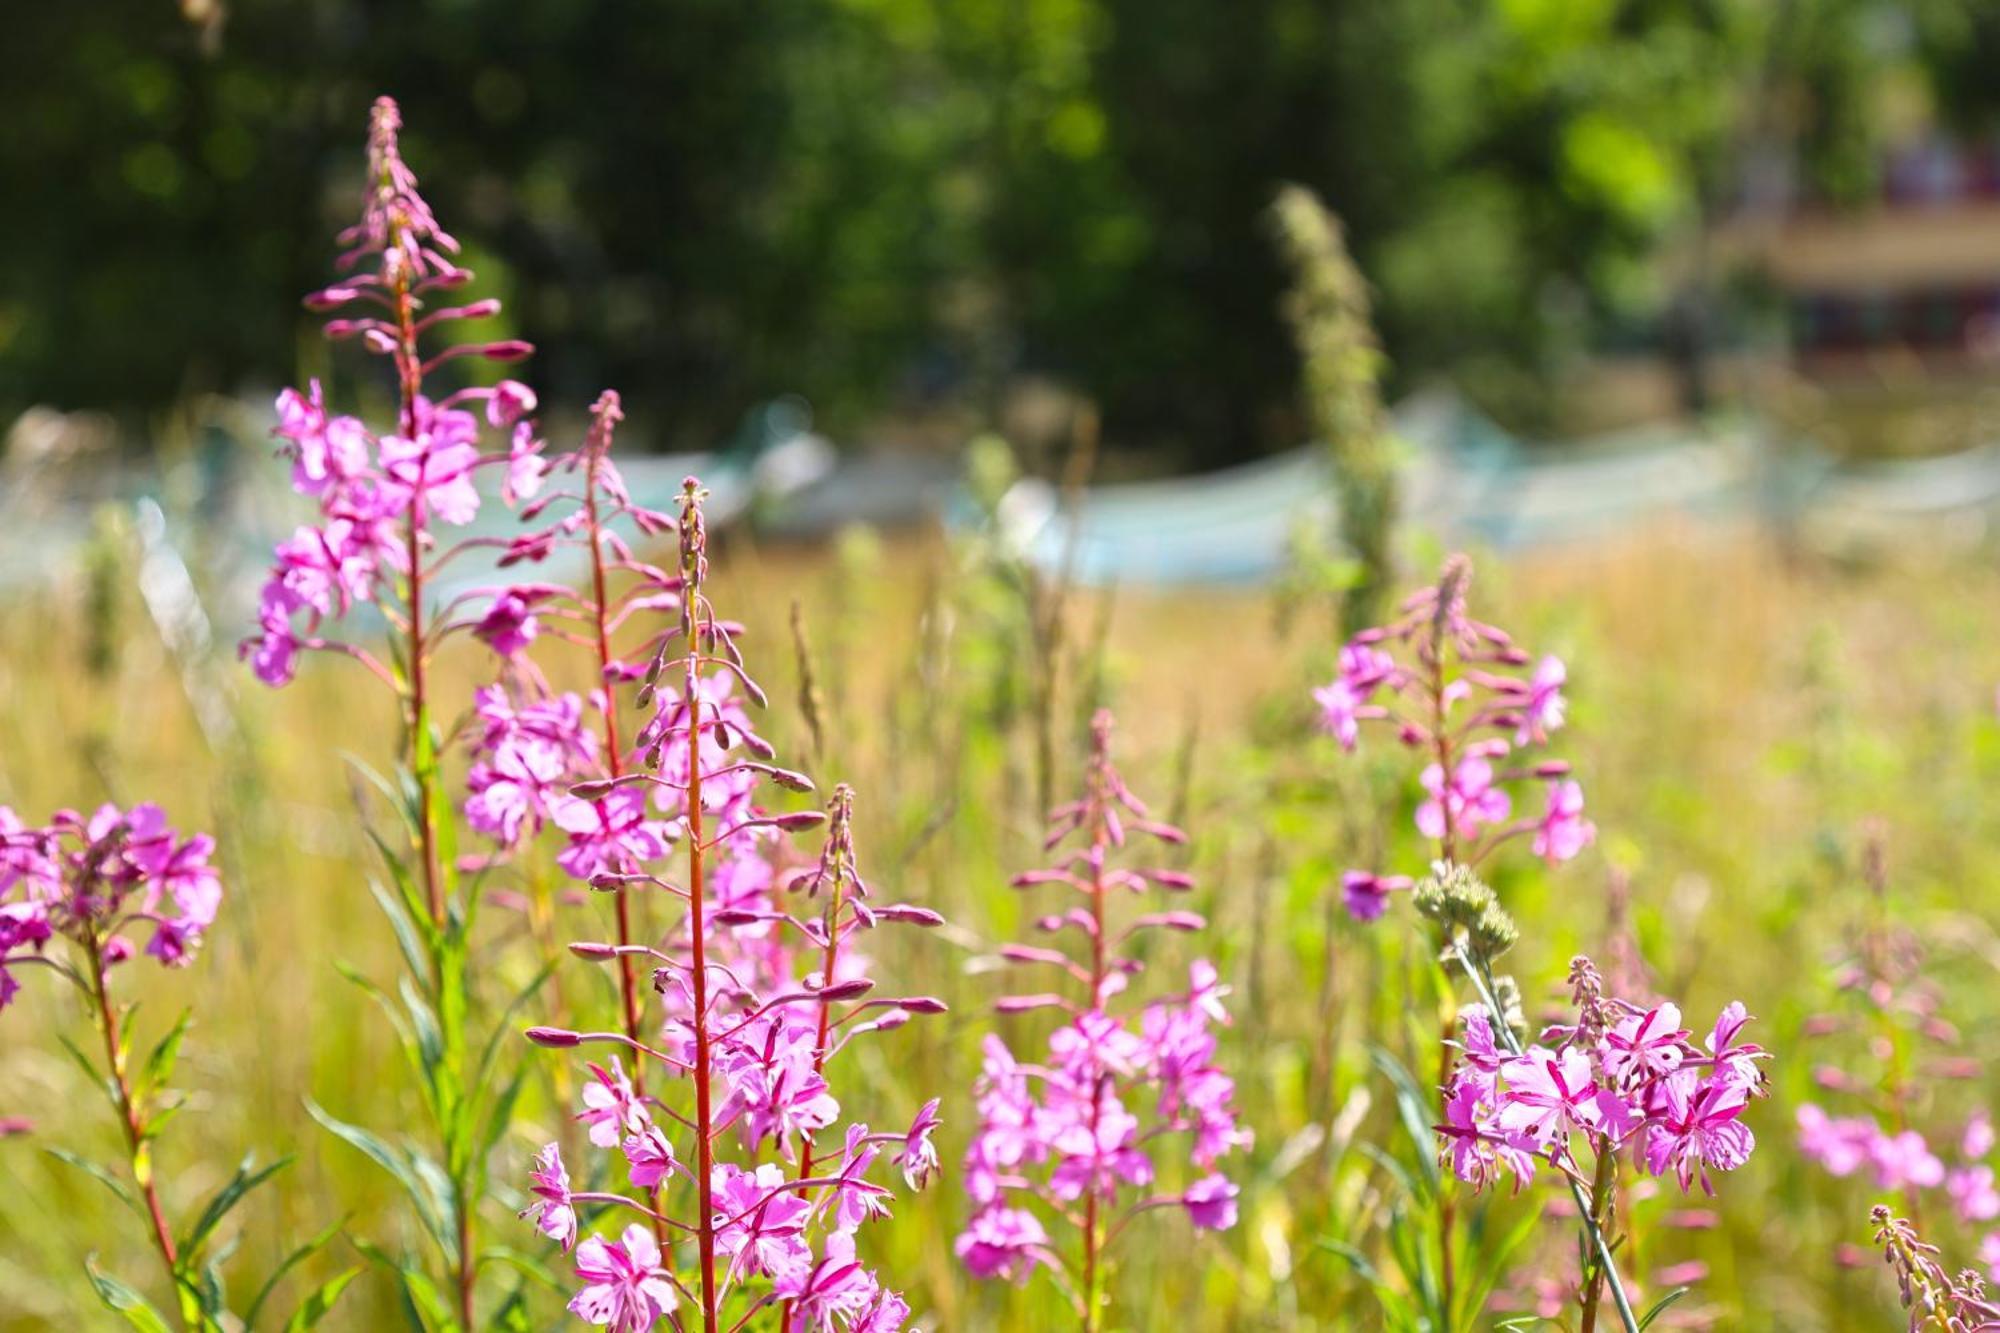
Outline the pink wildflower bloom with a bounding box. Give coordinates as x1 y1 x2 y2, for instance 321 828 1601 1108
1416 756 1511 841
712 1162 812 1281
775 1231 878 1331
1949 1166 2000 1224
1516 655 1568 743
1048 1098 1154 1201
1968 1112 1997 1161
520 1143 578 1250
1983 1231 2000 1283
577 1060 647 1149
1870 1128 1947 1192
1600 1002 1687 1089
1642 1068 1755 1194
622 1122 676 1190
1312 680 1367 751
504 421 549 505
1796 1105 1875 1177
569 1224 677 1331
894 1099 942 1190
955 1207 1050 1282
379 404 482 527
473 589 542 658
553 787 673 883
1531 780 1595 864
487 379 538 426
1340 869 1411 922
1494 1047 1611 1145
1182 1174 1240 1230
851 1288 912 1333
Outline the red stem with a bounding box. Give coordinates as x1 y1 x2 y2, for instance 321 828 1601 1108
685 624 720 1333
83 928 186 1330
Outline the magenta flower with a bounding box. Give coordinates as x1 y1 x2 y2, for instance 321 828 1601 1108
954 1206 1051 1282
622 1122 676 1190
1643 1068 1755 1194
1531 780 1596 864
1600 1002 1687 1089
773 1231 878 1330
472 589 542 658
894 1099 942 1190
1949 1166 2000 1224
712 1162 812 1281
1341 869 1411 923
1182 1174 1240 1230
1796 1104 1876 1177
577 1059 647 1149
1417 756 1511 842
961 712 1241 1316
1869 1129 1947 1192
569 1224 677 1331
553 787 674 883
520 1143 578 1250
1516 654 1568 743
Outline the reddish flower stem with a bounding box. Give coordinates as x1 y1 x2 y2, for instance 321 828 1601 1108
1079 747 1112 1333
81 926 187 1331
681 526 720 1333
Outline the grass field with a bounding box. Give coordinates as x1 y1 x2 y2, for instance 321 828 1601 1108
3 511 1997 1329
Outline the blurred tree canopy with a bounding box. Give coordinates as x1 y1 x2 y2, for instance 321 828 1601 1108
6 0 1996 462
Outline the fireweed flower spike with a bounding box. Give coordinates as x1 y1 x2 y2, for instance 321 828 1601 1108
1869 1206 2000 1330
0 806 350 1329
243 96 552 1327
1427 878 1771 1333
522 480 944 1332
1313 554 1595 924
1796 826 2000 1292
958 710 1245 1331
460 388 683 1095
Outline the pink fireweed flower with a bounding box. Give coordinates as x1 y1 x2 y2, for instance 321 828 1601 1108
517 486 945 1331
569 1224 677 1331
960 711 1241 1319
1316 557 1593 927
520 1143 578 1250
1643 1068 1756 1194
1949 1166 2000 1224
1531 780 1596 864
577 1059 647 1149
1869 1129 1947 1192
955 1206 1051 1282
1341 870 1411 922
1417 756 1511 842
1516 655 1568 743
1438 967 1766 1204
472 588 543 658
1796 1105 1876 1178
1182 1174 1240 1230
553 787 674 883
622 1122 676 1190
894 1099 942 1190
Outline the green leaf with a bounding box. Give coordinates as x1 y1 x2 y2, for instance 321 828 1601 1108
1369 1044 1443 1194
306 1101 456 1261
352 1239 451 1332
44 1147 141 1217
1638 1287 1691 1329
245 1217 347 1329
84 1256 173 1333
282 1268 359 1331
474 1245 561 1291
182 1153 292 1258
55 1032 121 1115
137 1008 195 1102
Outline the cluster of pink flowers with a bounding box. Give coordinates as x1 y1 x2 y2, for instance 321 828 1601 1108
1313 555 1594 921
957 711 1244 1325
1796 830 2000 1283
241 95 538 688
1440 961 1767 1200
0 802 222 1001
521 482 944 1332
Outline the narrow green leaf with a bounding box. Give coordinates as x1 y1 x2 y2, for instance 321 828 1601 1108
44 1147 141 1216
138 1008 195 1101
306 1101 454 1260
1638 1287 1691 1329
245 1217 348 1329
282 1268 360 1331
182 1154 292 1257
84 1257 173 1333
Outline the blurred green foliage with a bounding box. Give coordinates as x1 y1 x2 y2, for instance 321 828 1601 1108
7 0 1999 458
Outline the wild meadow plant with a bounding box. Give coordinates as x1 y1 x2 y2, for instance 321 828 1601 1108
957 709 1245 1330
520 480 945 1331
1869 1205 2000 1330
1312 554 1593 1321
243 96 551 1324
0 804 351 1328
1796 828 2000 1296
1313 557 1772 1329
